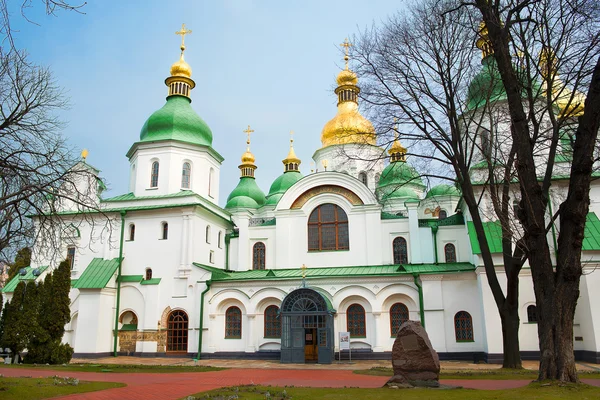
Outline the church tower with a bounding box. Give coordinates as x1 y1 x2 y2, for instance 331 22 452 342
126 24 223 203
313 39 385 191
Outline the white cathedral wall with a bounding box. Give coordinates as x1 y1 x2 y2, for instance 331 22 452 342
73 289 115 354
443 275 485 353
575 270 600 353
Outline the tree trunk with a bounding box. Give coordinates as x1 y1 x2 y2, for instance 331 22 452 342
500 306 522 369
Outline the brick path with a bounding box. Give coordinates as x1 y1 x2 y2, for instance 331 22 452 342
1 366 599 399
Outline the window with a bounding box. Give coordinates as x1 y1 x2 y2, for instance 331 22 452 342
444 243 457 263
390 303 409 336
206 225 211 244
209 168 215 197
307 204 349 251
454 311 474 341
264 305 281 338
66 246 76 270
218 231 223 249
480 128 491 158
145 268 153 280
167 310 188 352
129 224 135 241
253 242 266 270
181 162 191 189
392 237 408 264
527 305 537 323
438 210 448 219
151 161 159 188
209 250 215 264
161 222 168 240
225 306 242 338
358 172 368 186
347 303 366 337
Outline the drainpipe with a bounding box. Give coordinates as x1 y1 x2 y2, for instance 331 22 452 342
113 210 127 357
413 273 425 328
431 225 439 264
225 233 232 271
197 280 212 359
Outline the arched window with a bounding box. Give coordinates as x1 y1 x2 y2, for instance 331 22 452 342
181 162 191 189
161 222 168 240
439 210 448 219
308 204 349 251
264 305 281 338
392 237 408 264
225 306 242 338
444 243 456 263
253 242 266 270
390 303 409 336
359 172 368 186
454 311 474 342
527 305 537 323
66 246 76 270
209 168 215 197
151 161 159 188
206 225 211 244
145 268 152 280
347 303 366 337
167 310 188 352
218 231 223 249
129 224 135 241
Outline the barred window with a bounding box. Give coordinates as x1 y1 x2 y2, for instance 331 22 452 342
129 224 135 241
527 305 537 323
444 243 456 263
161 222 168 240
439 210 448 219
359 172 368 186
347 303 366 337
66 246 76 270
454 311 474 341
393 237 408 264
264 305 281 338
253 242 266 270
181 162 191 188
308 204 349 251
167 310 188 352
225 306 242 338
390 302 409 336
151 161 159 187
145 268 152 280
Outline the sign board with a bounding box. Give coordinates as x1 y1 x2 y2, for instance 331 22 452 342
339 332 350 350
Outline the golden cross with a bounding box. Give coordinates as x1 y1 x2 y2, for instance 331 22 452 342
243 125 254 146
176 23 192 49
393 117 399 140
290 130 294 145
341 38 352 68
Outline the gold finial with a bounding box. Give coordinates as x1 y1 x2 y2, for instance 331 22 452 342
175 23 192 52
476 22 493 59
243 125 254 149
389 118 406 163
283 130 301 172
341 38 352 70
290 130 294 146
301 264 307 279
310 161 315 173
321 159 328 171
81 149 89 161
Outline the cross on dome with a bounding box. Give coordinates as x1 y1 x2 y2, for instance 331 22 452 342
340 38 352 69
176 23 192 51
244 125 254 148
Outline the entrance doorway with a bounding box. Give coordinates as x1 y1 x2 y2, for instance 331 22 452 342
280 288 334 364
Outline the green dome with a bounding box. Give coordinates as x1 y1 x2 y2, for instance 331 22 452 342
265 171 303 206
225 177 266 209
379 186 419 200
377 162 424 189
426 184 461 198
139 95 213 146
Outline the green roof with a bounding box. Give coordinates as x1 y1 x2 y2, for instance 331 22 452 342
73 258 120 289
226 177 266 209
120 324 138 331
2 265 50 293
426 184 461 198
193 262 475 282
381 212 407 220
378 162 424 189
139 95 213 147
117 275 143 283
265 171 303 206
140 278 162 285
583 213 600 251
102 190 196 202
467 220 504 254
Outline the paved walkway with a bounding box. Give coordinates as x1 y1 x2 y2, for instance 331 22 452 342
1 361 600 399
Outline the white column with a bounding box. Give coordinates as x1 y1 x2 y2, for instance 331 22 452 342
246 314 256 352
372 312 383 352
406 201 422 263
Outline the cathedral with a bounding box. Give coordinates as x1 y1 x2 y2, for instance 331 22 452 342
4 27 600 365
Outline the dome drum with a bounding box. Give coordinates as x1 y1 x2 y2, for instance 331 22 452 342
335 85 359 104
165 76 195 98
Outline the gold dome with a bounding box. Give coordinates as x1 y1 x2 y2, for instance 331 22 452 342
337 68 358 86
170 54 192 78
241 149 256 164
321 101 376 147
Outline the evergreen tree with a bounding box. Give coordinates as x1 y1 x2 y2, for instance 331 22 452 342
6 248 31 283
2 281 40 361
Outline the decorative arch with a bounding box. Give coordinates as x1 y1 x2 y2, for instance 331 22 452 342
308 203 349 251
291 185 364 209
281 288 330 313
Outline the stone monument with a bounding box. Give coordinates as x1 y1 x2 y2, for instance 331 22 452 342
387 320 440 388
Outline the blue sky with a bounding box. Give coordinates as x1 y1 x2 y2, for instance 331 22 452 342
10 0 403 206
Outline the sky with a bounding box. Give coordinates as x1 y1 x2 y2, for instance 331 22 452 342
10 0 404 207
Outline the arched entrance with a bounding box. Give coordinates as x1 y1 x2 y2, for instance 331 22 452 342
167 310 188 353
280 288 335 364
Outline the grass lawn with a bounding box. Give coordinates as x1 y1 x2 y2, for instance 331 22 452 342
188 383 600 400
354 367 600 380
0 376 124 399
0 363 224 373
